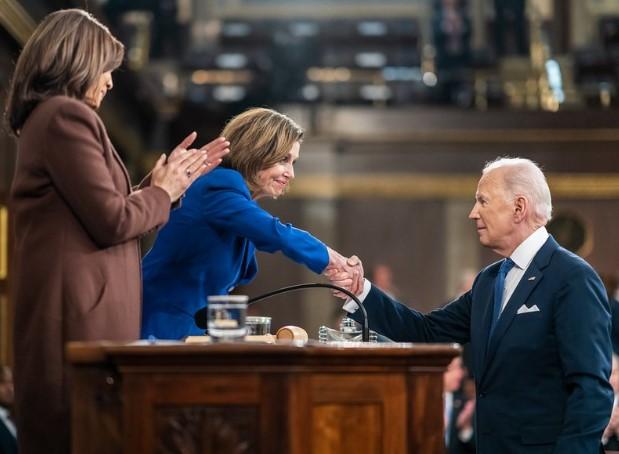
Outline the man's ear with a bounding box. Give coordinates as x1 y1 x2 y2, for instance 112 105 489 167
513 195 527 223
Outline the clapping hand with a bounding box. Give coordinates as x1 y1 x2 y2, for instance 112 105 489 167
167 134 230 176
324 248 364 298
152 132 230 202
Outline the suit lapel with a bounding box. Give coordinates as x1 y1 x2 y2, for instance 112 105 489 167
97 112 132 194
478 236 559 382
484 263 544 365
475 268 499 375
110 144 132 194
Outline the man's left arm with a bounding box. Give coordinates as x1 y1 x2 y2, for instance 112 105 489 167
554 264 613 452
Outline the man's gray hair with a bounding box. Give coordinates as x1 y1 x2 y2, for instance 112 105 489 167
483 157 552 224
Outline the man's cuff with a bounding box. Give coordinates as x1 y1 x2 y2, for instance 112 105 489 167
342 279 372 313
458 427 474 443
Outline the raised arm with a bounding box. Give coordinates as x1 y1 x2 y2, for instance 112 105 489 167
44 101 171 247
203 176 329 273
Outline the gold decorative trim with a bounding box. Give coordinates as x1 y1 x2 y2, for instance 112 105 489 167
0 0 36 45
327 128 619 144
0 295 6 364
213 4 428 19
286 173 619 199
547 211 594 258
548 174 619 198
0 206 7 280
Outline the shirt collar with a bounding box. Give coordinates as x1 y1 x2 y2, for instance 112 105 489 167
510 226 549 270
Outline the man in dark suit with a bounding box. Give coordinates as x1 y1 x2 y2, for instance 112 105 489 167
333 157 612 453
601 274 619 354
444 356 476 454
611 299 619 355
0 366 17 454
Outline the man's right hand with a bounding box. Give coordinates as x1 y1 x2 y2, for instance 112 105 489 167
324 250 364 298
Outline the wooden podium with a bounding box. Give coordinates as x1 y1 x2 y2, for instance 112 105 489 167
67 341 460 454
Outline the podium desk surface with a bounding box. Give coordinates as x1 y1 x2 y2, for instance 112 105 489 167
67 340 461 368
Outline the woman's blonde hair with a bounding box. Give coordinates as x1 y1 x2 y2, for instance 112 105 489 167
220 108 304 193
5 8 124 135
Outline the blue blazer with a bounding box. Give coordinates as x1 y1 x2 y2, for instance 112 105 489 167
353 236 612 453
141 168 329 339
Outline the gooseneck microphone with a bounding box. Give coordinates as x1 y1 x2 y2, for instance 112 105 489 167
194 282 370 342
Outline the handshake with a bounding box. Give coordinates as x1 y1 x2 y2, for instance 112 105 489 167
323 247 365 299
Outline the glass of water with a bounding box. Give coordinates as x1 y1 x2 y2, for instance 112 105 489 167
246 316 271 335
207 295 248 341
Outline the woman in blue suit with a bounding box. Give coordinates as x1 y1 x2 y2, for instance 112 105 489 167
142 108 362 339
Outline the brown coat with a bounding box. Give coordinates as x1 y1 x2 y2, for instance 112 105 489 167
9 96 171 454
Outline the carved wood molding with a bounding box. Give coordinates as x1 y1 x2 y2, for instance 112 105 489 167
155 406 257 454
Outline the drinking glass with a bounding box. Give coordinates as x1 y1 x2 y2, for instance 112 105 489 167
207 295 248 341
246 316 271 335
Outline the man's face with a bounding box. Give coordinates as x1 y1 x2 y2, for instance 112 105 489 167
0 367 13 407
610 355 619 392
468 169 517 256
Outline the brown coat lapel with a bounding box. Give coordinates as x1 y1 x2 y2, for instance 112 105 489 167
9 96 171 454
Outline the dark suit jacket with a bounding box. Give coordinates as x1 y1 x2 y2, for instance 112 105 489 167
446 391 476 454
610 299 619 354
353 236 612 453
10 96 171 454
0 414 17 454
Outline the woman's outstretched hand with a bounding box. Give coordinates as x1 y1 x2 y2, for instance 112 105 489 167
324 248 364 297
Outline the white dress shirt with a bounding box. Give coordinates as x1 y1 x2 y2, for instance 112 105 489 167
444 391 453 444
499 226 548 313
344 227 549 314
0 406 16 438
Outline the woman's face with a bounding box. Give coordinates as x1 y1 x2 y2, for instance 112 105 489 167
253 141 300 200
85 71 113 109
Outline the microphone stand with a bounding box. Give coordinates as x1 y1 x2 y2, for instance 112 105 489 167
248 282 370 342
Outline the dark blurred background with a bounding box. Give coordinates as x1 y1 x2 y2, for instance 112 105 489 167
1 0 619 359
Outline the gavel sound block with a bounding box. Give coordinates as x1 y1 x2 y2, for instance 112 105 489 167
184 325 308 343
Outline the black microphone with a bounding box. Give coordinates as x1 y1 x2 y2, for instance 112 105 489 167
194 282 370 342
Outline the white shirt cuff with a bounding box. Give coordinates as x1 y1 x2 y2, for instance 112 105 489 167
342 279 372 313
458 426 474 442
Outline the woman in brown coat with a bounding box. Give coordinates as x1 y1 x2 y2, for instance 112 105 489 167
5 9 229 454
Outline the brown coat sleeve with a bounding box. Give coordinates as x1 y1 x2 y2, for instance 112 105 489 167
43 100 171 247
137 172 183 210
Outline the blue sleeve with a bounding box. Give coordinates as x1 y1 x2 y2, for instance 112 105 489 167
553 265 613 453
202 177 329 274
351 285 472 343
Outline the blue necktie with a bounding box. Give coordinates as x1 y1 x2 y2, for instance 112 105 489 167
490 258 515 337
